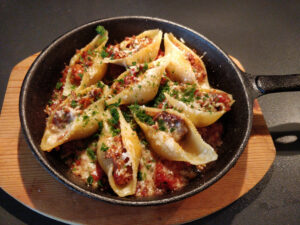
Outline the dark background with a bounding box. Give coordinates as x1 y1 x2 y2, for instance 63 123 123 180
0 0 299 224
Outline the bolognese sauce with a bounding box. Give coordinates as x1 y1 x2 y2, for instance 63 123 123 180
104 36 153 60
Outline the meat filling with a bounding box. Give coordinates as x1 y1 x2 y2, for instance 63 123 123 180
52 107 74 129
105 135 133 186
153 112 189 142
105 36 152 59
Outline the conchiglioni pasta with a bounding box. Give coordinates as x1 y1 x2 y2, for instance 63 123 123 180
63 26 108 96
41 83 108 151
42 27 234 198
103 29 162 66
157 82 234 127
130 105 217 165
97 107 142 197
164 33 209 88
106 56 169 105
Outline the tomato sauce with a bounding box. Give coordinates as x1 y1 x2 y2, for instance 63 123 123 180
105 136 133 186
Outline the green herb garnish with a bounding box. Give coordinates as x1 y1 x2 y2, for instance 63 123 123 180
129 104 154 125
108 107 119 126
87 175 94 185
98 121 103 135
158 119 166 131
143 63 148 71
98 180 103 187
87 49 93 55
110 127 121 136
145 164 151 170
180 84 196 103
105 98 121 109
153 82 170 107
87 148 96 161
56 81 63 90
97 81 105 88
70 100 77 108
100 49 109 58
137 171 143 181
95 25 105 36
100 143 109 152
117 78 124 84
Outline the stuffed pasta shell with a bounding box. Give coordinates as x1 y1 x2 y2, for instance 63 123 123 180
103 29 162 66
130 105 217 165
106 56 169 105
41 82 109 151
63 26 108 96
160 82 234 127
164 33 209 88
97 107 142 197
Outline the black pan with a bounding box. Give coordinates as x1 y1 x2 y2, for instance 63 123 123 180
19 16 300 206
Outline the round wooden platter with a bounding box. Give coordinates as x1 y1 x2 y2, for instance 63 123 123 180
0 54 276 225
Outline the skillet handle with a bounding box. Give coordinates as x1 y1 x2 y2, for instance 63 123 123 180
244 73 300 99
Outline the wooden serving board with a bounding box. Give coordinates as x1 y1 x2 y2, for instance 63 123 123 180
0 54 276 225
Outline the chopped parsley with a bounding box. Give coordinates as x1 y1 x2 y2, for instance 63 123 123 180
78 73 83 78
86 148 96 161
115 78 124 84
107 107 121 136
141 139 148 147
153 82 170 107
79 55 84 62
98 121 103 134
95 25 105 36
110 127 121 136
82 114 89 126
143 63 148 71
87 49 93 55
132 61 136 66
97 81 105 88
70 100 77 108
158 119 166 131
137 171 143 181
56 81 63 90
105 98 121 109
170 89 179 98
180 84 196 103
122 110 133 123
87 175 94 185
100 49 109 58
129 104 154 125
145 164 151 170
100 143 109 152
98 180 103 187
108 107 119 126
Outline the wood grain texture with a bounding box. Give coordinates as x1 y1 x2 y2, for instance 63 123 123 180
0 54 276 225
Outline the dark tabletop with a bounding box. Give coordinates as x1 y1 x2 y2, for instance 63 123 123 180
0 0 299 224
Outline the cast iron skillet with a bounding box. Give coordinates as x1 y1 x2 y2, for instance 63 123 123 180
19 16 300 206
